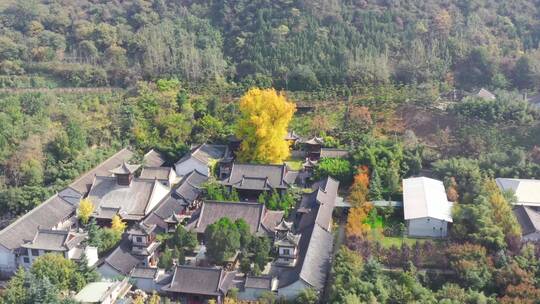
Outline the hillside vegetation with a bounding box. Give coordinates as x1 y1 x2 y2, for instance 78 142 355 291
0 0 539 91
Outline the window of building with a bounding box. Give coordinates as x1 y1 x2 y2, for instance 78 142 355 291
283 248 290 255
23 257 30 264
31 249 39 256
136 236 143 243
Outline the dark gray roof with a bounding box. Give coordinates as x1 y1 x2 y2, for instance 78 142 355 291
58 187 83 205
140 167 172 180
274 232 301 247
285 131 301 141
298 177 339 231
302 137 324 145
143 149 166 167
0 195 75 250
88 177 161 219
131 267 158 279
143 171 208 230
298 225 333 289
261 210 286 234
276 224 333 291
319 148 349 159
174 170 208 203
176 144 228 166
22 229 68 251
513 205 540 235
162 266 235 296
276 177 338 291
69 148 134 195
127 222 156 236
109 161 140 175
102 238 142 275
275 219 293 231
245 276 272 290
223 163 294 190
188 201 266 234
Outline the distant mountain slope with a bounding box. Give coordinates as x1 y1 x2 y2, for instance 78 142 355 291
0 0 539 91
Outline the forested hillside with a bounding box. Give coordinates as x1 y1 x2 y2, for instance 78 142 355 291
1 0 539 91
1 1 540 303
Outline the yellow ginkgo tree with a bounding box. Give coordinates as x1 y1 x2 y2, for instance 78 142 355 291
236 88 296 164
111 214 127 234
77 198 94 225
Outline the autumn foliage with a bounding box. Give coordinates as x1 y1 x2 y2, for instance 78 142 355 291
236 88 296 164
77 198 94 225
346 166 373 238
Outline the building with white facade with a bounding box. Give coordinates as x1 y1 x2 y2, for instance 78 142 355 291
402 177 453 238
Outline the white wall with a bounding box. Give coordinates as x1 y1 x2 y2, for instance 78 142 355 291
0 246 16 277
175 157 209 177
85 246 99 266
407 217 448 238
145 182 170 215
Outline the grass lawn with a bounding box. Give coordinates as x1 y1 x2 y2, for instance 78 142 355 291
378 235 428 248
364 215 432 248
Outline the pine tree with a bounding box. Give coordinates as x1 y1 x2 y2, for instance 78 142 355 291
369 169 383 201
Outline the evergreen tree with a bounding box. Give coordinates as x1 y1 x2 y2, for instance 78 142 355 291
369 169 383 201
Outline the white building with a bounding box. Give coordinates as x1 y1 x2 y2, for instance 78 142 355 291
496 178 540 207
402 177 453 238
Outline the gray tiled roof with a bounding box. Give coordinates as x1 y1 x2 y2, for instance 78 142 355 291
69 148 134 195
143 171 208 230
131 267 158 279
140 167 172 180
23 229 85 252
223 163 294 190
127 222 156 236
174 170 208 203
176 144 228 166
109 161 140 175
188 201 266 234
22 229 70 251
285 131 301 141
274 232 301 247
245 276 272 289
298 177 339 231
163 266 235 296
276 177 338 291
302 137 324 145
298 224 333 289
58 187 83 205
0 195 75 250
88 177 159 219
261 210 285 234
513 205 540 235
319 148 349 159
143 149 166 167
276 224 333 291
101 238 142 275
